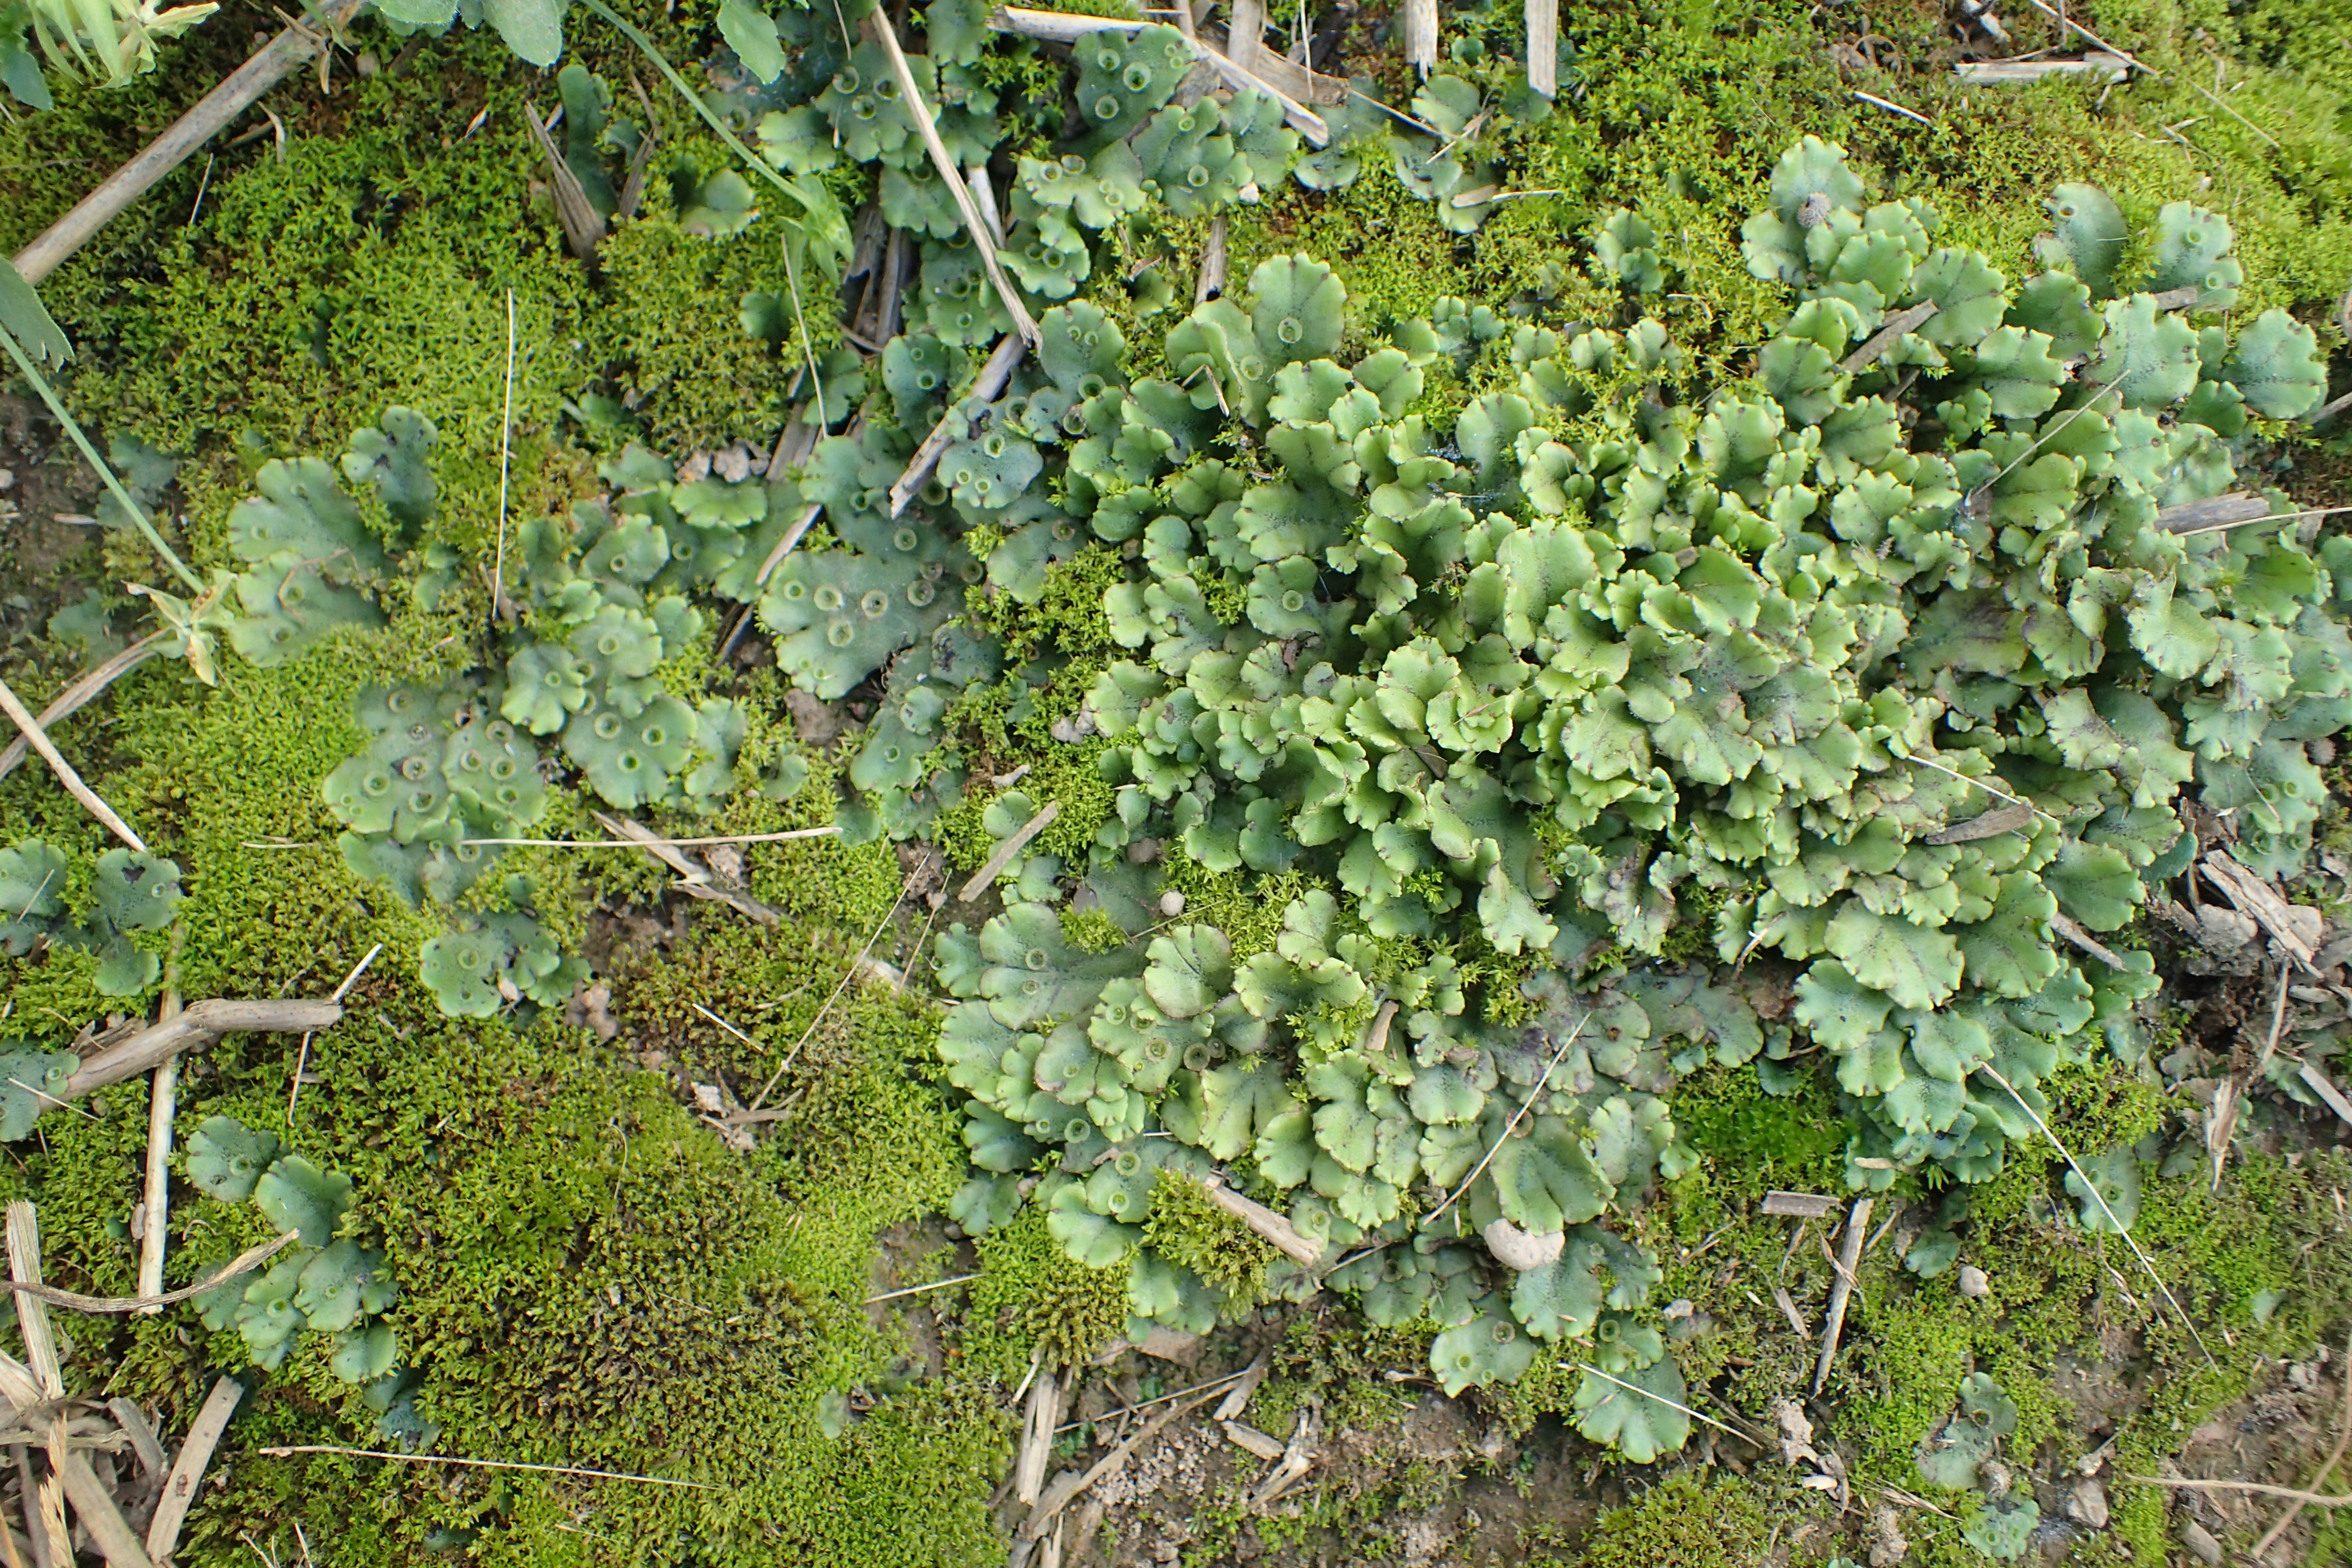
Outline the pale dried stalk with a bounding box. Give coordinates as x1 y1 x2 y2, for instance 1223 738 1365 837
3 1209 69 1568
1401 0 1437 74
11 1228 295 1314
145 1377 242 1563
869 9 1038 344
1809 1197 1872 1396
1838 300 1940 374
2155 494 2269 533
1523 0 1556 97
69 998 340 1100
890 333 1027 516
0 634 163 783
1954 53 2130 83
0 674 145 851
2127 1476 2352 1506
11 0 370 284
136 982 181 1314
1022 1385 1222 1539
2201 851 2318 970
1015 1371 1064 1505
989 9 1331 142
1199 1174 1324 1265
958 799 1060 902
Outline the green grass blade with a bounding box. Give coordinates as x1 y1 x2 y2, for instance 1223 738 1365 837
0 323 205 593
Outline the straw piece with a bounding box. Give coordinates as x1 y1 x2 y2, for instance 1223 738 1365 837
0 634 163 783
0 675 145 851
145 1378 242 1563
869 9 1037 345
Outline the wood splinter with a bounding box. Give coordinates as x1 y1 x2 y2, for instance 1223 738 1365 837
1809 1197 1873 1398
1199 1173 1325 1266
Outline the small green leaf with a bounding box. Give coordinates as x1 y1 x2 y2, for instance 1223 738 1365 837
2222 308 2327 420
1824 902 1962 1011
186 1116 284 1202
1572 1352 1690 1461
2064 1145 2141 1232
2034 183 2125 298
254 1155 355 1246
716 0 785 83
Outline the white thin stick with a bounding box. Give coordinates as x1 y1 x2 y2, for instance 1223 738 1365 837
958 800 1060 902
288 942 381 1127
1571 1362 1743 1439
871 9 1037 344
0 675 145 851
136 988 180 1315
1050 1367 1254 1434
866 1272 981 1304
691 1002 763 1051
1978 1063 2215 1363
1895 748 2064 826
1852 88 1932 125
1426 1012 1590 1227
455 825 843 848
492 288 517 620
1809 1196 1872 1396
2176 503 2352 537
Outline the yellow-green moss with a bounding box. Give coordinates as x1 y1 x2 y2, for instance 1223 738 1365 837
1572 1472 1773 1568
964 1204 1130 1375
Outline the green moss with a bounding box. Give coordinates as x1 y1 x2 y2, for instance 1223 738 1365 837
1157 852 1322 963
1142 1169 1273 1311
599 144 842 453
964 1204 1130 1374
1573 1472 1773 1568
1059 905 1129 954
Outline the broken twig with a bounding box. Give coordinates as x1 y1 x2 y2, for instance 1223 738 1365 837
890 332 1026 516
959 800 1060 902
8 1228 297 1314
69 998 341 1100
145 1377 241 1563
1809 1197 1872 1396
1199 1173 1325 1265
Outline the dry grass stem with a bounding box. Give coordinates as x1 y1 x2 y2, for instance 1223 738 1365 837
11 1228 297 1314
0 634 164 783
958 799 1061 902
0 675 145 851
145 1378 241 1563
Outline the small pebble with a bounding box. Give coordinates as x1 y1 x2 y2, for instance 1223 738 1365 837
677 450 713 484
2068 1476 2109 1530
1798 190 1833 228
1957 1264 1991 1298
0 468 14 492
1158 890 1186 917
714 442 755 484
